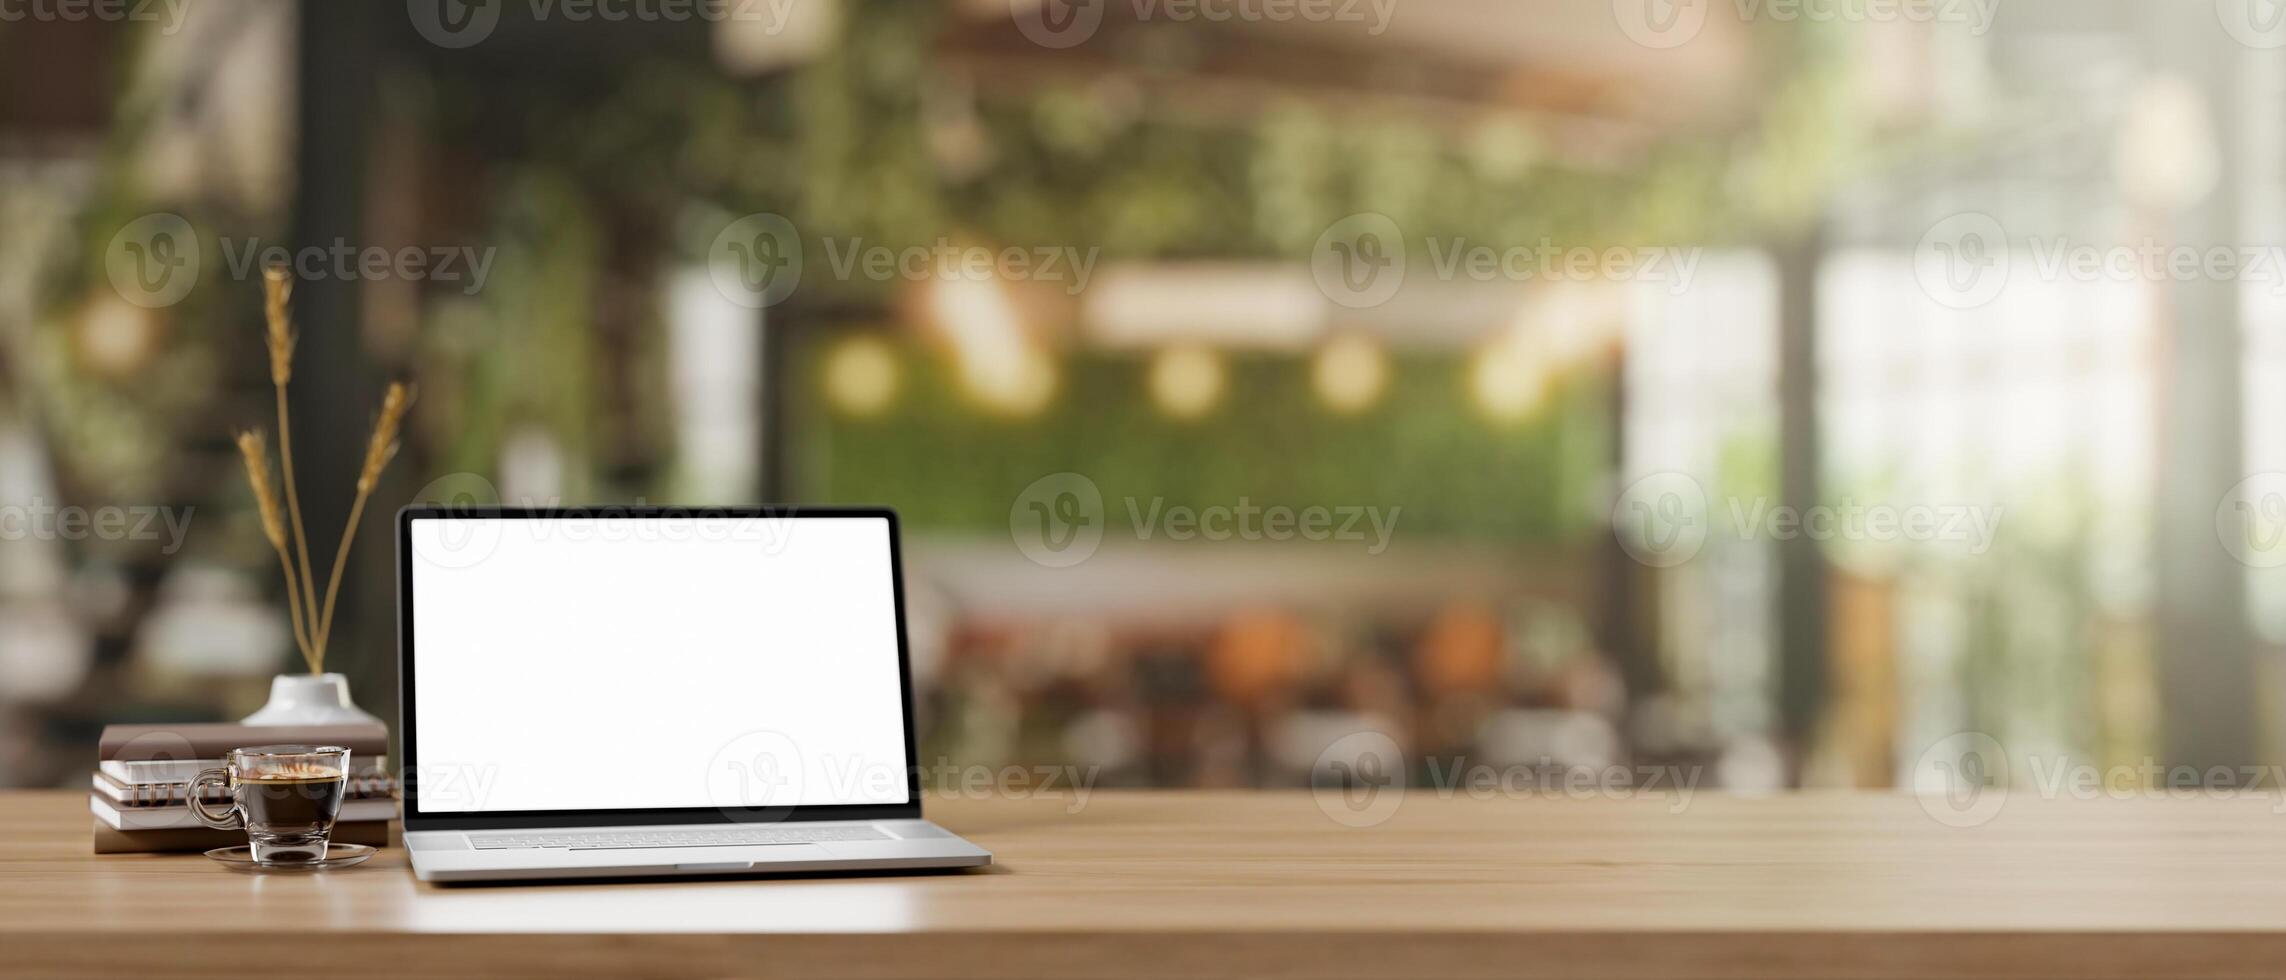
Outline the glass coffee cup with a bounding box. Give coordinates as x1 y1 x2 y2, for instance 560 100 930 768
187 745 350 866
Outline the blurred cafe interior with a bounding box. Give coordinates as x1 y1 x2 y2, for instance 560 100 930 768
2 0 2283 797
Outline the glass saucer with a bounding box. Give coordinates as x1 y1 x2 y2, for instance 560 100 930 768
203 842 377 872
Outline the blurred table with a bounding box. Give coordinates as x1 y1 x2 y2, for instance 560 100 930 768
10 788 2286 978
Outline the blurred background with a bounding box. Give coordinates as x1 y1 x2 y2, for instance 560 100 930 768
3 0 2283 796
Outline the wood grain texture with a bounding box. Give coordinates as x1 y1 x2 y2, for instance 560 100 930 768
10 788 2286 978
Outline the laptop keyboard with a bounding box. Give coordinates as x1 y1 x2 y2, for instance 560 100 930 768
472 826 891 850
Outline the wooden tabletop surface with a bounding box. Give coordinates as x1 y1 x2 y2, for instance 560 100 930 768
12 788 2286 978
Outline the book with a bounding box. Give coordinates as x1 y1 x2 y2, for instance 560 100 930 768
90 792 398 831
92 819 391 855
91 771 396 807
98 722 388 763
98 756 389 786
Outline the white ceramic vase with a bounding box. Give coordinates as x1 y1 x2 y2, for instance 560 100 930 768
241 672 385 727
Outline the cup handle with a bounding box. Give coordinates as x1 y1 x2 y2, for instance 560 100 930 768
185 767 242 830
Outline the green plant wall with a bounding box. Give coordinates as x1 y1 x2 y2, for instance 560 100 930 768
794 339 1607 542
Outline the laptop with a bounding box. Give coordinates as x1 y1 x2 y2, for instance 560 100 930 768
395 505 992 884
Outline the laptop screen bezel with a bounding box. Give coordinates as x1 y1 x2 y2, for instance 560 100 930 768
395 505 926 830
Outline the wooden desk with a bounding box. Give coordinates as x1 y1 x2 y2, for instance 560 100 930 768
10 788 2286 978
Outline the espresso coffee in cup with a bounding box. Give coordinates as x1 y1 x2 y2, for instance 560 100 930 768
187 746 351 866
238 769 347 835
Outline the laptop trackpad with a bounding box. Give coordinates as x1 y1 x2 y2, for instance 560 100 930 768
669 843 832 870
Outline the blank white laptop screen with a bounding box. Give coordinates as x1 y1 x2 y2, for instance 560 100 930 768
407 515 912 813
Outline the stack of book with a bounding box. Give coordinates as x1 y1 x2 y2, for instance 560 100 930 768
91 722 396 853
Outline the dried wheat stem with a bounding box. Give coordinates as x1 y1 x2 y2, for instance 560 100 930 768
237 430 315 672
275 388 319 638
314 381 413 660
263 267 294 387
263 266 323 663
